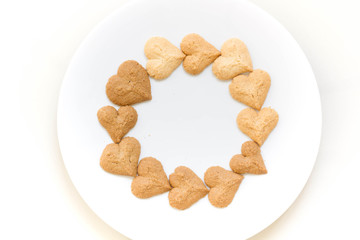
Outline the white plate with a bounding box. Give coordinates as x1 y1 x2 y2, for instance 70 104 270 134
57 0 322 239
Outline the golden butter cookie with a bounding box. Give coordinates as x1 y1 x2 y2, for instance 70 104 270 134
236 107 279 146
180 33 220 75
106 60 152 106
97 105 137 143
204 166 244 208
229 69 271 110
212 38 253 80
230 141 267 174
168 166 209 210
131 157 172 199
144 37 185 80
100 137 141 177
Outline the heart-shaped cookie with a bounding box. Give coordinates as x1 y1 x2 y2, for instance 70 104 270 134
180 33 220 75
230 141 267 174
131 157 172 199
97 105 137 143
168 166 209 210
204 166 244 208
229 69 271 110
100 137 141 176
106 60 152 106
144 37 185 80
212 38 253 80
236 107 279 146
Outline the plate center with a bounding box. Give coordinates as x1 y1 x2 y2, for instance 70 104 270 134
132 68 245 174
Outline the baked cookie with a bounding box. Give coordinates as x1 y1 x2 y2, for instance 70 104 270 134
229 69 271 110
180 33 220 75
212 38 253 80
131 157 172 199
230 141 267 174
97 105 137 143
236 107 279 146
168 166 209 210
144 37 185 80
100 137 141 176
204 166 244 208
106 60 152 106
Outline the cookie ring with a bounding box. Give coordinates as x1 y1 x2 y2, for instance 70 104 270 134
98 34 278 210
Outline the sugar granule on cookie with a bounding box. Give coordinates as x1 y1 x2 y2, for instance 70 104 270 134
212 38 253 80
106 60 152 106
180 33 220 75
168 166 209 210
204 166 244 208
229 69 271 110
131 157 172 199
230 141 267 174
236 107 279 146
97 105 137 143
144 37 185 80
100 137 141 177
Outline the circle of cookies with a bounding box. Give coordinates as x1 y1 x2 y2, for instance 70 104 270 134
97 33 279 210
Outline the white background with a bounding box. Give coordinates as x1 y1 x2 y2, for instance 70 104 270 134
0 0 359 239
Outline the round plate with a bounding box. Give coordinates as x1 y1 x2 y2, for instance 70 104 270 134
57 0 322 239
